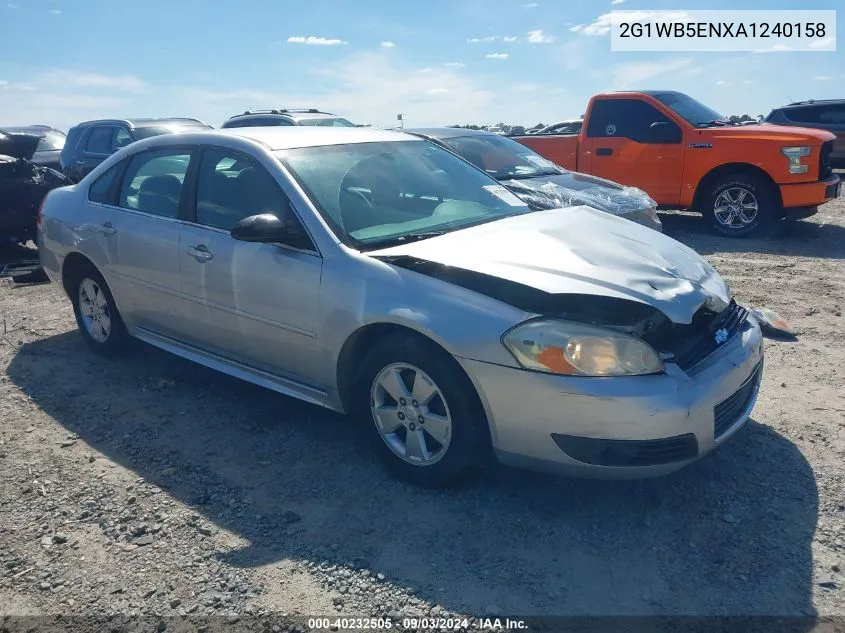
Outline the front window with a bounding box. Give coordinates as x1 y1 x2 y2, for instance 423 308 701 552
278 140 531 249
295 117 356 127
650 92 724 127
440 134 563 180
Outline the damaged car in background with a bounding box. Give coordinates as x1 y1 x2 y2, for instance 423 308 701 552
408 127 661 232
39 127 762 487
1 130 71 244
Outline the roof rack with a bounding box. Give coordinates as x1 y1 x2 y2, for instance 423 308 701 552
236 108 333 116
786 98 843 106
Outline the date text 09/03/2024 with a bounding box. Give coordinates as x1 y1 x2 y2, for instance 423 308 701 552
307 617 529 630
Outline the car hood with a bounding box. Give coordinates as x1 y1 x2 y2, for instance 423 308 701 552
700 123 835 144
369 206 728 324
0 131 40 160
501 172 657 214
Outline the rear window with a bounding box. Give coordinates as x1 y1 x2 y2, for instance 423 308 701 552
133 125 210 140
295 117 355 127
36 131 66 152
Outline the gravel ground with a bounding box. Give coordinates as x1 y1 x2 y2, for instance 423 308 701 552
1 197 844 630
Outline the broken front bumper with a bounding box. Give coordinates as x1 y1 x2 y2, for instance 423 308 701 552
459 315 764 479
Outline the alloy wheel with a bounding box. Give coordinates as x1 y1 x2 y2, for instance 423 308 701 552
714 187 759 230
370 363 453 466
78 278 112 343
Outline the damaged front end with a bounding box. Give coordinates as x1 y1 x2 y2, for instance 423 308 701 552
503 178 662 233
0 131 72 244
379 254 746 373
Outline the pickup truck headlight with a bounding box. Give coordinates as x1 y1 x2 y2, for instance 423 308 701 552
502 320 664 377
781 146 811 174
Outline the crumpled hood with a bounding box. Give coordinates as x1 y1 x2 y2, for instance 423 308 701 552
0 131 40 160
369 206 729 324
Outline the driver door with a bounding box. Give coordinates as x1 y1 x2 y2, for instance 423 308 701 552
179 147 324 387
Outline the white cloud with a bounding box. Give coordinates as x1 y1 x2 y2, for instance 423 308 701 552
809 37 835 50
445 62 466 67
577 10 689 36
612 57 695 87
752 43 791 53
380 41 395 48
287 36 348 46
50 8 61 14
468 35 517 43
425 88 449 95
715 80 733 86
526 30 553 44
522 2 538 7
813 75 832 81
39 69 146 93
486 53 509 59
611 0 625 4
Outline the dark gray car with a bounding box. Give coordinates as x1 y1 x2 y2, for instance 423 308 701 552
60 118 212 182
407 128 661 231
221 108 356 129
0 125 66 171
765 100 845 168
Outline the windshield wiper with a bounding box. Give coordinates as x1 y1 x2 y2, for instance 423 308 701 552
362 230 448 249
503 170 561 180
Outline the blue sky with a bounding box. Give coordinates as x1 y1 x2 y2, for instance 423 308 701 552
0 0 841 131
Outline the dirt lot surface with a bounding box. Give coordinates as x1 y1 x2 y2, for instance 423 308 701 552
1 198 844 630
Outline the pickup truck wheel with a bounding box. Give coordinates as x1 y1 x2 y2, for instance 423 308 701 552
703 174 776 237
355 334 488 488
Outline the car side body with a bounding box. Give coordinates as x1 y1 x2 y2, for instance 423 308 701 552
764 99 845 168
60 118 212 183
38 127 763 485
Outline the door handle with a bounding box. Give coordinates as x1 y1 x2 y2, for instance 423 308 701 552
186 245 214 262
596 147 613 156
97 222 116 236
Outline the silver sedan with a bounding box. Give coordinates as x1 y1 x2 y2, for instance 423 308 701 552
38 127 764 487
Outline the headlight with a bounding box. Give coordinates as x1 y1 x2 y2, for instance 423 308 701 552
781 146 811 174
502 320 664 377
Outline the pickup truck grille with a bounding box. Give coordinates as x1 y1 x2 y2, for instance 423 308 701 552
820 140 834 180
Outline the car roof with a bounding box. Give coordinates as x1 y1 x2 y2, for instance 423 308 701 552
405 127 494 140
211 126 420 150
72 117 210 129
0 124 65 136
778 99 845 108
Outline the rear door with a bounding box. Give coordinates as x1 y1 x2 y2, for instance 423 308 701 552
178 146 324 386
580 98 685 205
106 146 197 338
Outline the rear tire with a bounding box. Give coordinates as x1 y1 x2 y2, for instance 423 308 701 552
69 266 129 356
354 334 489 487
702 173 778 237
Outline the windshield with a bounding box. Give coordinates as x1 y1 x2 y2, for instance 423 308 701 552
133 124 211 140
650 92 725 127
296 117 356 127
441 134 563 180
278 140 532 250
35 131 66 151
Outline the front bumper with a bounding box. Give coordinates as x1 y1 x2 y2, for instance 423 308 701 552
779 174 840 209
459 316 764 479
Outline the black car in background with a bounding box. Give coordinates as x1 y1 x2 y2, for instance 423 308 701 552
765 100 845 168
0 125 66 170
221 108 355 129
59 117 212 182
0 130 72 244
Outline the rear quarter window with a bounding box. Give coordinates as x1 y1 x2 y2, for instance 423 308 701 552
88 160 125 204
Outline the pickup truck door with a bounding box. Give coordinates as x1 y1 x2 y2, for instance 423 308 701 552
580 98 685 206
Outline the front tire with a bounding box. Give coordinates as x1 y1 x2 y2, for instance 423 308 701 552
355 334 488 487
70 267 128 356
702 173 778 237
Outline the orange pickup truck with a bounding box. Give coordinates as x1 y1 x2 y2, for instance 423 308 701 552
515 90 840 236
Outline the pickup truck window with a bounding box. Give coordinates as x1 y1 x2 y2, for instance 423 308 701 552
586 99 680 144
650 92 724 127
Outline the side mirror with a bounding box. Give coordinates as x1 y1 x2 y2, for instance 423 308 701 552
648 121 681 144
230 213 292 243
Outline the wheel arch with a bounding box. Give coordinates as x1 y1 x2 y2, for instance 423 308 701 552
61 251 101 299
692 163 783 216
335 322 491 443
